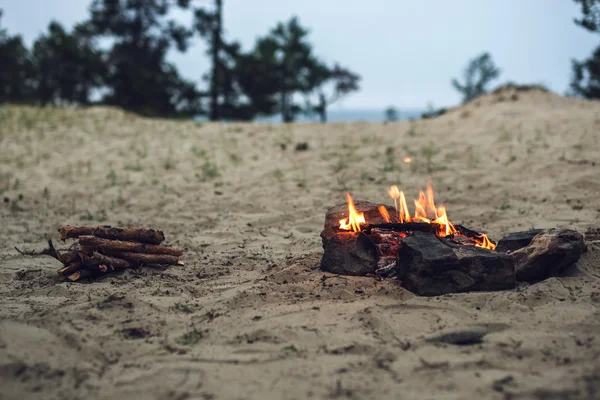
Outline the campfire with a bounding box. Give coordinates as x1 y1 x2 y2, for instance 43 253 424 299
338 185 496 250
320 185 586 296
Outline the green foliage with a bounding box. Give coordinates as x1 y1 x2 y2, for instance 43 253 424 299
573 0 600 32
31 21 105 105
0 4 360 121
452 52 501 103
570 1 600 98
304 64 361 123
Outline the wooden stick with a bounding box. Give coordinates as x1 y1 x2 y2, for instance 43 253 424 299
58 225 165 244
78 236 183 256
88 252 133 270
57 262 82 276
59 251 81 264
67 269 94 282
100 251 183 266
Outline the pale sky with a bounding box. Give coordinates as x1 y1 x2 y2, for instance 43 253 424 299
2 0 598 109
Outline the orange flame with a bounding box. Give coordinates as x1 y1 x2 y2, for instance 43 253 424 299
388 185 411 223
339 193 366 232
378 205 391 223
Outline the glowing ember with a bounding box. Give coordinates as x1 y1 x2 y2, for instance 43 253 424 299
339 185 496 250
339 193 366 232
403 157 412 163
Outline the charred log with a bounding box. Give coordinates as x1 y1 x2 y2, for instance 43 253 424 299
364 222 438 235
59 225 165 245
397 233 515 296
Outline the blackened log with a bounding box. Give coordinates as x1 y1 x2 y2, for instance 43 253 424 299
320 232 379 276
397 233 515 296
78 236 183 256
512 229 585 282
495 229 545 253
58 225 165 244
320 201 397 247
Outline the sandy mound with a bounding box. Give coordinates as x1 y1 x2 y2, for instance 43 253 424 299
1 93 600 399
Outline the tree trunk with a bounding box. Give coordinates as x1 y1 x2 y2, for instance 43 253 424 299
209 0 222 121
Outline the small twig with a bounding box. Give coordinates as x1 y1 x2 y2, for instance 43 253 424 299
14 247 38 256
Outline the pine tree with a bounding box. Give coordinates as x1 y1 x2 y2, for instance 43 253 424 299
451 52 501 103
0 10 35 104
88 0 201 117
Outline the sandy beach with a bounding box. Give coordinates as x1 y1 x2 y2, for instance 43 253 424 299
1 86 600 399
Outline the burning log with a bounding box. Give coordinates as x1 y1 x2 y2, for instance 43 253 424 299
77 236 183 256
38 225 183 281
511 229 585 282
320 201 397 247
58 225 165 245
396 233 515 296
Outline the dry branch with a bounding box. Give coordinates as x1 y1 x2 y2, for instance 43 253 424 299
78 236 183 256
41 239 61 261
59 225 165 244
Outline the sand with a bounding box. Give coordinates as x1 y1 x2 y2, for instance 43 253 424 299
1 86 600 399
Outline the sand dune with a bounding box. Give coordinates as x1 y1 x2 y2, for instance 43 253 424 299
1 87 600 399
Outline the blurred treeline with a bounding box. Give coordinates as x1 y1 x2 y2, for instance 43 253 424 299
0 0 360 122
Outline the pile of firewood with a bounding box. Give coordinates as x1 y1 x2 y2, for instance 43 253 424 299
42 225 184 281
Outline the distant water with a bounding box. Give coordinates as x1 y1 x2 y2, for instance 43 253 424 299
255 108 424 123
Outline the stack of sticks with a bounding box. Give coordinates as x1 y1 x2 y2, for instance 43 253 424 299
42 225 184 282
